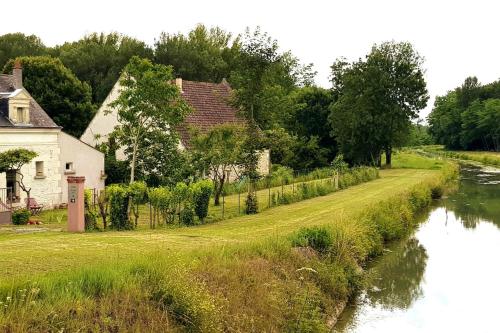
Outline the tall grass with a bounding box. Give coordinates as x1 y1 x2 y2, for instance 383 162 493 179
0 162 458 332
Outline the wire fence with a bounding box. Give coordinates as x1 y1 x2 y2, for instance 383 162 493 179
208 171 340 222
82 165 385 229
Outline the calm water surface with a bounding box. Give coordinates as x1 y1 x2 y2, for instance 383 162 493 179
335 164 500 333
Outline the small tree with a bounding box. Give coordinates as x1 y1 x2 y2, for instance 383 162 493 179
191 179 214 223
128 181 148 228
0 149 37 209
190 124 245 206
109 56 191 183
107 184 132 230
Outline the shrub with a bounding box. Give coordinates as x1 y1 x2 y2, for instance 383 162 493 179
84 189 98 231
279 192 296 205
299 183 318 200
12 209 30 225
107 184 132 230
180 206 195 225
148 187 173 227
245 192 258 214
129 181 148 227
291 227 333 253
191 180 213 223
431 185 444 199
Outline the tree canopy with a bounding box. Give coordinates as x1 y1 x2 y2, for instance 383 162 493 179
329 41 428 166
3 56 95 137
155 24 238 83
428 77 500 151
0 33 46 70
110 56 191 183
190 124 246 205
53 32 154 104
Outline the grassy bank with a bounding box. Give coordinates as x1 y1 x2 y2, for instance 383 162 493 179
420 145 500 167
0 156 458 332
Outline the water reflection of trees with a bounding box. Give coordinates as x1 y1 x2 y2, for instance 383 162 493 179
366 237 428 310
444 168 500 229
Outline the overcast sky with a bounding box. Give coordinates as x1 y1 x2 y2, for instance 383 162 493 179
2 0 499 119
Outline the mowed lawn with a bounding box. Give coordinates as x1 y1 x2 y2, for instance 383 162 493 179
0 168 438 282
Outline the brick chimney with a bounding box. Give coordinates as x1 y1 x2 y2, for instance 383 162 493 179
13 59 22 89
175 77 183 93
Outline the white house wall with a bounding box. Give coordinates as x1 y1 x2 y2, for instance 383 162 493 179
0 128 62 207
58 132 105 203
80 80 121 149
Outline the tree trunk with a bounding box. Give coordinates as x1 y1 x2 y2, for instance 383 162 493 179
377 153 382 168
130 141 138 183
385 147 392 168
213 174 226 206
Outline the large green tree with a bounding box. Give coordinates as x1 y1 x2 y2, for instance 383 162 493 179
110 56 191 183
3 56 95 137
53 32 153 104
287 86 336 163
0 33 47 69
329 42 428 166
428 77 500 151
155 24 239 83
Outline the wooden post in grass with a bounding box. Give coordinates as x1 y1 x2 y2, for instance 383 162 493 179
268 177 271 208
67 176 85 232
222 190 225 219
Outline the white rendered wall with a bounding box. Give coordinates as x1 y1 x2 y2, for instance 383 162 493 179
80 80 121 149
58 132 105 203
0 129 62 207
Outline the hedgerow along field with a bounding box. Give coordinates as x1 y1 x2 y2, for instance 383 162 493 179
0 153 458 332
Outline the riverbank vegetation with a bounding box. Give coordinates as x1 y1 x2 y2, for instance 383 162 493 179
420 146 500 167
428 76 500 152
0 155 458 332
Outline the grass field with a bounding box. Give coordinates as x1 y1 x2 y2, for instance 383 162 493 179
0 153 458 332
0 168 435 281
7 173 349 231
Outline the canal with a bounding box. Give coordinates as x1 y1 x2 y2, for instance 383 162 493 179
334 163 500 332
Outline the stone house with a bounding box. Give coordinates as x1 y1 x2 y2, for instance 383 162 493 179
81 78 270 180
0 62 105 209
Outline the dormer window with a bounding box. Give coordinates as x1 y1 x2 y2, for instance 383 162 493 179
8 89 30 125
17 107 24 123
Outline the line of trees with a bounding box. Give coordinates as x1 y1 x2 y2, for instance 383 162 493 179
1 28 431 188
428 77 500 151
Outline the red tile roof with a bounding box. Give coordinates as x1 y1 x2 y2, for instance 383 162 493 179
177 79 246 147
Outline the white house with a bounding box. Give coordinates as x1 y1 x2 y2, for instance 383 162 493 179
0 61 105 209
81 77 270 179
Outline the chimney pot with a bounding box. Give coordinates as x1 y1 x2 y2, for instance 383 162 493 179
13 59 22 89
175 77 183 92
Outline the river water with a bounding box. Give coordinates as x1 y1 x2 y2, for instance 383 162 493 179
335 164 500 333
